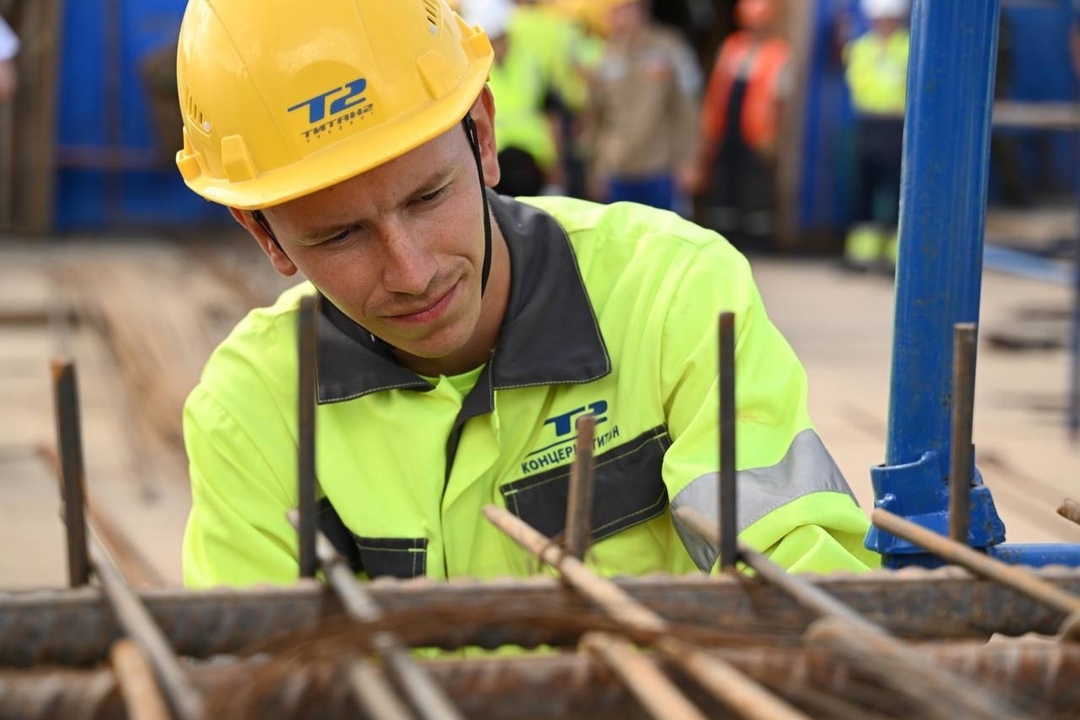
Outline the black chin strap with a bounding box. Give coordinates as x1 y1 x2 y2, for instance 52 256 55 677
463 113 493 296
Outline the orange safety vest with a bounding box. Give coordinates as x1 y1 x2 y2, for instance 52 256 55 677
700 32 789 161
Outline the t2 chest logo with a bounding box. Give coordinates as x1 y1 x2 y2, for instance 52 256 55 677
287 78 375 140
520 400 621 476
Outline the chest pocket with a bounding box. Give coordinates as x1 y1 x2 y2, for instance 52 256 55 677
500 426 671 543
316 499 428 580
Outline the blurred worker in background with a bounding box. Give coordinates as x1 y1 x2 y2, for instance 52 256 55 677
0 16 19 104
698 0 789 254
461 0 558 197
840 0 910 273
582 0 703 214
175 0 877 589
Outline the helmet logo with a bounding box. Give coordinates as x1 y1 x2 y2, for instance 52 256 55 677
287 78 374 140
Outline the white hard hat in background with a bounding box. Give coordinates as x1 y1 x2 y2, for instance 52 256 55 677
461 0 514 39
860 0 910 19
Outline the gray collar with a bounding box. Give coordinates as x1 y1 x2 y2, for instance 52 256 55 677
315 192 611 404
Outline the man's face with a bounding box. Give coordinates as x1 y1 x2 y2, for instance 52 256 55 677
608 1 647 37
245 112 497 365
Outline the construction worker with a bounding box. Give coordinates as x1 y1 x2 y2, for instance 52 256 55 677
176 0 878 589
581 0 703 213
0 16 18 104
841 0 910 273
698 0 790 253
460 0 557 197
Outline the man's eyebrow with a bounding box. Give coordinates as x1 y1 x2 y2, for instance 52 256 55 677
410 166 456 196
296 167 457 244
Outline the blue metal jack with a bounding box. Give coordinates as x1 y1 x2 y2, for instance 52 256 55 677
864 0 1080 568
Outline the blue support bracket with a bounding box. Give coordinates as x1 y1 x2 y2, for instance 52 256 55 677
865 450 1006 569
856 0 1080 568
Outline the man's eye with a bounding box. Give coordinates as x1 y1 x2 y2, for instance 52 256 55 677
417 187 445 204
324 228 351 244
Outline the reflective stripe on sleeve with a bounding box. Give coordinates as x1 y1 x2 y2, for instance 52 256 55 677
670 429 856 572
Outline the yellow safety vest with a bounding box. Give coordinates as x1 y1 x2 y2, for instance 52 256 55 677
844 30 909 116
182 194 879 588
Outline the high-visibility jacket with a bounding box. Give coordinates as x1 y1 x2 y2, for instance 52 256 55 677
182 193 879 589
701 32 790 157
508 4 589 112
844 30 909 117
488 41 558 171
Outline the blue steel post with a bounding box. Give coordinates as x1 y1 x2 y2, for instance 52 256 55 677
864 0 1007 566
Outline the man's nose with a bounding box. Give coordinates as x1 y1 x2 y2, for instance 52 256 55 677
379 223 437 295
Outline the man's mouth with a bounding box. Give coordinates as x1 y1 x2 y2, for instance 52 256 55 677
386 281 459 325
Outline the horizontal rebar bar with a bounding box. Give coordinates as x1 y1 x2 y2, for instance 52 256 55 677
6 568 1080 666
3 640 1079 720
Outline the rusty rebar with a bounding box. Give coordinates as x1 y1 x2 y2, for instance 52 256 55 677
580 632 709 720
50 358 90 588
90 537 204 720
565 415 597 561
873 508 1080 619
1058 499 1080 528
718 312 738 571
110 639 171 720
299 516 461 720
950 323 977 544
677 506 1027 720
343 659 416 720
484 504 810 720
9 567 1080 666
297 293 319 579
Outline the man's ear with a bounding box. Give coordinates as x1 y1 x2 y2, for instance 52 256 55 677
228 207 299 277
469 86 501 188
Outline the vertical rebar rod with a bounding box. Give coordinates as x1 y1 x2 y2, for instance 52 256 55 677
50 358 90 587
718 312 738 571
91 539 205 720
565 415 597 560
297 294 319 578
950 323 978 544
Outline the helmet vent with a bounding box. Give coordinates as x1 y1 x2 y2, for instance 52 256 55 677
422 0 441 30
183 87 206 129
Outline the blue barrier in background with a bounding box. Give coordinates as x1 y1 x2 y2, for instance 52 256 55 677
55 0 228 232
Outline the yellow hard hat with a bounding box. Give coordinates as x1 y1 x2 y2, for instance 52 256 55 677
175 0 494 210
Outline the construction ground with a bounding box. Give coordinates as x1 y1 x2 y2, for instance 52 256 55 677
2 230 1080 590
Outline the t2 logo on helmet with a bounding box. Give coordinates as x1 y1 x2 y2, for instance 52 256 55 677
288 79 369 124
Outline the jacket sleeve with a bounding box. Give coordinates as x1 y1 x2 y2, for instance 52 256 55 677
659 241 880 574
182 366 301 589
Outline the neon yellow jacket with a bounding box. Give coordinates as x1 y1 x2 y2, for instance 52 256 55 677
844 30 909 116
183 194 879 588
488 43 558 170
